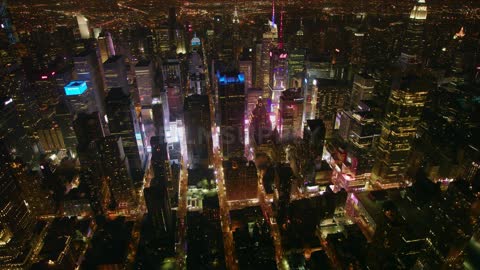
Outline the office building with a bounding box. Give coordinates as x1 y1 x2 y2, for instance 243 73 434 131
64 80 97 115
37 120 66 153
188 51 206 95
217 72 246 159
239 60 253 89
278 88 303 142
97 136 136 212
103 55 128 95
223 158 258 201
400 0 427 65
350 73 375 109
372 72 431 188
144 185 172 236
184 94 212 169
106 88 145 182
135 60 156 151
73 50 106 116
97 31 115 63
76 15 90 39
0 141 35 266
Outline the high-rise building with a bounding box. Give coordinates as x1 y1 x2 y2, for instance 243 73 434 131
97 136 136 211
0 141 35 265
150 136 171 185
278 88 303 142
73 50 106 116
103 55 128 95
400 0 428 65
0 2 18 45
246 88 263 121
162 57 183 121
97 31 115 63
36 120 66 153
0 97 34 163
54 101 78 155
74 112 106 147
74 112 110 215
184 94 212 169
187 52 206 95
260 26 278 98
288 49 306 88
223 158 258 201
315 78 350 139
269 47 288 115
144 184 172 237
350 73 375 109
239 60 253 89
249 97 273 147
135 60 155 152
372 72 432 188
106 88 145 182
64 80 98 114
76 15 91 39
217 72 245 159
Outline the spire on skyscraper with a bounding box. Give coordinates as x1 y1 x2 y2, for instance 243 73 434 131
278 8 284 49
271 0 275 27
233 6 239 24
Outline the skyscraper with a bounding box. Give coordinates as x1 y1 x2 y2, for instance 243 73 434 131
278 88 303 142
372 72 432 188
97 136 137 211
0 1 18 45
162 57 183 121
135 60 155 152
105 87 145 182
76 15 91 39
64 80 97 114
74 112 110 215
217 72 246 159
239 60 253 89
144 184 172 237
0 96 33 163
97 31 115 63
0 141 35 265
400 0 428 65
103 55 128 95
184 94 212 169
73 50 106 117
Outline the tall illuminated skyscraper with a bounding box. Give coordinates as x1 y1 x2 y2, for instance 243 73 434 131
400 0 428 65
135 60 155 152
217 72 245 159
259 7 278 98
278 88 303 142
76 15 91 39
97 31 115 63
372 72 432 188
106 88 145 182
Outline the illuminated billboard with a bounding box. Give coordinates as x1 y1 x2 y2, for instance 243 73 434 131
64 81 87 96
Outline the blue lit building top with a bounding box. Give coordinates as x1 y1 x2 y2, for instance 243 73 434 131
217 72 245 85
64 81 88 96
